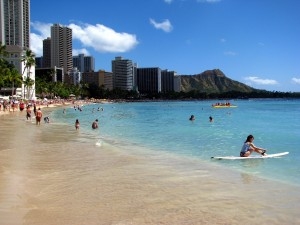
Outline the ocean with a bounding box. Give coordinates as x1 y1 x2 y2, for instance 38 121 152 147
51 99 300 186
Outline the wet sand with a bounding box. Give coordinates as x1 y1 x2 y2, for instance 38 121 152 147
0 108 300 225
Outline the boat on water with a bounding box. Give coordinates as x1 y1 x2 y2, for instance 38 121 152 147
212 102 237 108
212 105 237 108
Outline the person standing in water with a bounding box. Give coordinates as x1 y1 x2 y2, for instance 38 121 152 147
240 134 267 157
35 108 43 125
75 119 80 130
26 105 32 120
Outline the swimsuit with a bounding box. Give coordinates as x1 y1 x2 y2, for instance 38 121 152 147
240 142 251 157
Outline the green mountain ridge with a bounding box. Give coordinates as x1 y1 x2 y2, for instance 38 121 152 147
180 69 257 93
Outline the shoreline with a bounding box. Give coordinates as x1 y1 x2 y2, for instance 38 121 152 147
0 101 300 224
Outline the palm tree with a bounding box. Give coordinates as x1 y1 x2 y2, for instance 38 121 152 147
49 68 56 82
21 49 35 99
4 68 23 97
79 81 89 98
0 42 8 62
0 43 8 87
23 76 35 99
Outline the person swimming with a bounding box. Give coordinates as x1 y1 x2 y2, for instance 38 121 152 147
189 115 195 121
92 119 99 129
44 116 50 123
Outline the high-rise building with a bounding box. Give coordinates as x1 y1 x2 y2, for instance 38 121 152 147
73 54 95 73
136 67 162 94
43 37 51 68
35 56 43 68
0 0 35 99
112 56 136 91
0 0 30 48
50 24 72 77
161 70 176 93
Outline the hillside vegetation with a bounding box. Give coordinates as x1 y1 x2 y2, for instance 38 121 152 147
180 69 256 93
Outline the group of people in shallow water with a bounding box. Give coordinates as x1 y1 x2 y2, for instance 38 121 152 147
22 102 267 158
23 102 99 131
25 103 44 125
73 104 101 130
75 118 99 130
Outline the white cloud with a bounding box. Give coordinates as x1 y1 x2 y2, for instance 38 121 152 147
31 21 51 38
292 77 300 84
245 76 278 85
69 23 138 53
30 21 52 56
30 21 139 57
149 19 173 32
30 33 44 56
164 0 173 3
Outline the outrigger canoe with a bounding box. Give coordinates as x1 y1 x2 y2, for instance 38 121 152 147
212 105 237 108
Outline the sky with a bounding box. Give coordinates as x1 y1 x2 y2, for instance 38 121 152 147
30 0 300 92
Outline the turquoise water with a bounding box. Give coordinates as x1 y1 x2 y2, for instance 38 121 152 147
50 99 300 186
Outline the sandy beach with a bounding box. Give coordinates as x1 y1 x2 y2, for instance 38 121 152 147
0 103 300 225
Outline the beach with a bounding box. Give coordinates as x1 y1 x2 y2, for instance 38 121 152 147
0 103 300 225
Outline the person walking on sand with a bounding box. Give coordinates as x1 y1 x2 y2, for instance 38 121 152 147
75 119 80 130
240 134 267 157
26 105 31 120
35 108 43 125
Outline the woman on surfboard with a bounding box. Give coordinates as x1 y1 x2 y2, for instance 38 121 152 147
240 135 267 157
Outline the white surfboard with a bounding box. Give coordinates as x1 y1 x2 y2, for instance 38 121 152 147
211 152 289 160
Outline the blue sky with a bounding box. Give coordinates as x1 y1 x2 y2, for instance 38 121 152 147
30 0 300 92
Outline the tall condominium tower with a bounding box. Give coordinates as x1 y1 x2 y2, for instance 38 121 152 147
0 0 30 48
112 56 135 91
51 24 72 75
0 0 35 99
